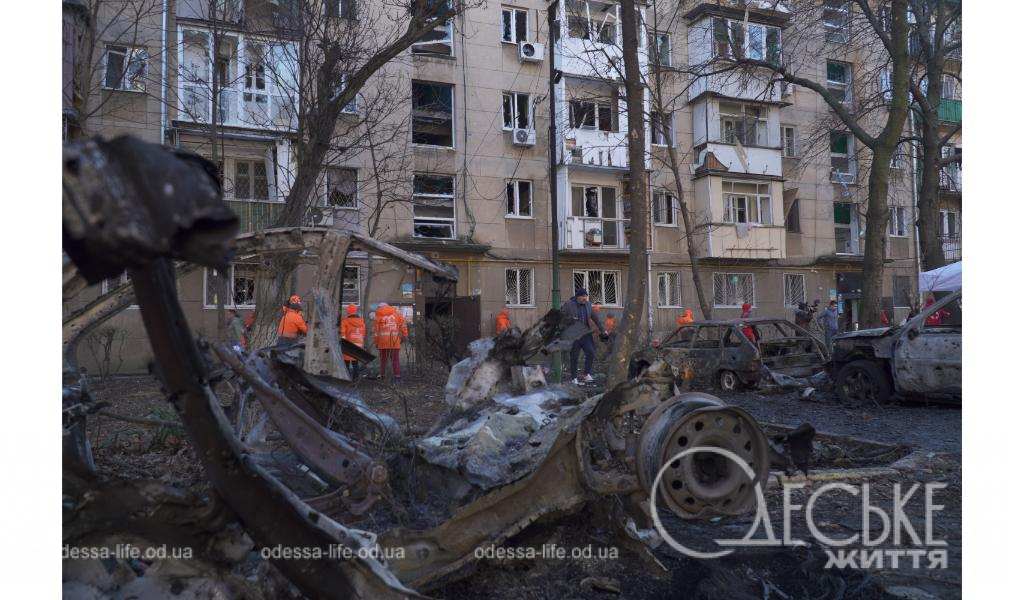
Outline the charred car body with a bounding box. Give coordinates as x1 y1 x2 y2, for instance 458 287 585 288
831 290 962 404
630 319 829 391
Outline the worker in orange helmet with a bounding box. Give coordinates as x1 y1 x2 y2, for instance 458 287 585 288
276 294 308 345
340 304 367 380
676 308 695 327
495 309 511 335
373 302 408 381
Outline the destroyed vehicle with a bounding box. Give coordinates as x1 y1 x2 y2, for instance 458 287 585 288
831 290 961 404
630 318 829 391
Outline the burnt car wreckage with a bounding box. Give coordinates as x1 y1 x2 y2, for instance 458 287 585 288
630 319 829 392
62 137 815 597
831 291 962 405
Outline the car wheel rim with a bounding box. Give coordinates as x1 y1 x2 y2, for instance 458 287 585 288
844 368 877 402
721 372 737 390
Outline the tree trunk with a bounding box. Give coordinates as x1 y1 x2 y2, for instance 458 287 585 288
860 148 895 328
916 108 947 272
248 254 298 349
664 145 713 320
606 0 649 386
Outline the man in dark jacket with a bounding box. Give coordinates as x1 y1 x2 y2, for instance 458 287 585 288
561 288 606 385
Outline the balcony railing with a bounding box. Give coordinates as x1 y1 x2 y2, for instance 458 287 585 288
227 199 285 233
563 216 630 250
941 234 961 262
939 98 961 123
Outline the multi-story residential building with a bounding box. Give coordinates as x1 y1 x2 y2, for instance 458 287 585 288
65 0 929 373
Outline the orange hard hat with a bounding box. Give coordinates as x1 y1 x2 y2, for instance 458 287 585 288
346 304 358 315
289 294 302 305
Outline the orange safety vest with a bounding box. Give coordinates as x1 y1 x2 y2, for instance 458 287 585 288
373 306 407 350
340 315 367 362
604 315 616 333
496 311 511 334
277 307 308 339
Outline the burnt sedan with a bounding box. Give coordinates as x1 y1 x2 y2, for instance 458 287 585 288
630 318 829 391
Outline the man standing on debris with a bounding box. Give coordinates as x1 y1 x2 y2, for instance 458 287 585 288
341 304 367 380
495 308 511 334
276 294 308 345
561 288 607 385
374 303 408 381
818 299 839 349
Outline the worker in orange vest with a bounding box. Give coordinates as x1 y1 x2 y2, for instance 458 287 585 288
676 308 695 327
373 303 408 381
495 309 511 335
603 312 617 338
340 304 367 380
276 294 308 345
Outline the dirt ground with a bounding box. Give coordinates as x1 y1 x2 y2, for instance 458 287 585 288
84 365 962 599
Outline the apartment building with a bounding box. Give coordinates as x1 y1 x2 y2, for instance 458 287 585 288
65 0 933 373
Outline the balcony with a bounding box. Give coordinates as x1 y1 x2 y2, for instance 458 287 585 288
939 98 961 123
227 199 284 233
941 234 961 262
562 216 629 250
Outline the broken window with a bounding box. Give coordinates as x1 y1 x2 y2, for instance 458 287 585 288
506 180 532 217
657 272 681 307
888 206 908 237
103 45 147 91
502 92 532 129
648 32 671 66
650 111 673 145
785 198 801 233
833 201 862 254
569 97 616 132
501 7 529 43
782 126 798 157
652 191 675 225
723 181 772 224
571 185 620 247
826 60 853 104
720 102 768 146
342 266 361 304
505 268 534 306
204 263 256 308
412 81 454 147
711 17 781 63
413 173 456 239
181 30 212 121
327 167 358 208
830 132 856 180
574 269 620 305
411 0 453 56
941 74 961 100
784 273 805 307
713 273 754 307
823 0 851 42
566 1 619 43
242 43 270 123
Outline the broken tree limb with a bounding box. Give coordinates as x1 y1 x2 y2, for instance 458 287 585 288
304 230 352 380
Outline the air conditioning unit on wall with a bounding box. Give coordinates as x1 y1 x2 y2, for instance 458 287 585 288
512 128 536 147
519 42 544 63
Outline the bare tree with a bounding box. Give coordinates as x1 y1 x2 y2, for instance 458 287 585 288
907 0 961 271
604 0 650 385
240 0 481 348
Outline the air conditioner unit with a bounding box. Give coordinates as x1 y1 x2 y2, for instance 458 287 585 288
518 42 544 63
512 128 536 147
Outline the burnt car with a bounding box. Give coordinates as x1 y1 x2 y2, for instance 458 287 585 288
831 290 961 404
630 318 829 391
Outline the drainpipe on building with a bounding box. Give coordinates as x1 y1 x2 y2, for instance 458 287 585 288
646 173 654 337
159 0 167 145
547 1 562 381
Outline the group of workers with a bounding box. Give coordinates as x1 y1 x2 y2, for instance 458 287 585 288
229 294 409 381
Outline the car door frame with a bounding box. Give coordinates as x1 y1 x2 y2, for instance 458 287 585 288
892 290 961 396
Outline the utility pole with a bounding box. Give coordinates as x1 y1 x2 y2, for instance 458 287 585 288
547 1 562 381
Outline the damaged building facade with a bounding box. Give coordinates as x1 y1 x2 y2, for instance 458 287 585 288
63 0 956 372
